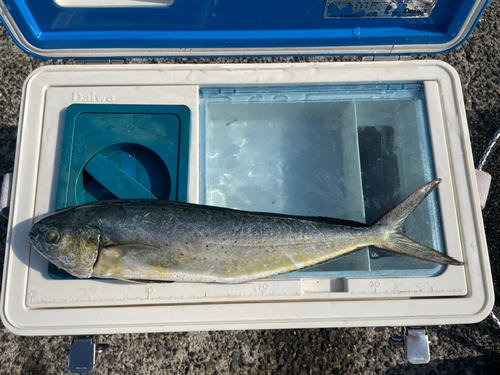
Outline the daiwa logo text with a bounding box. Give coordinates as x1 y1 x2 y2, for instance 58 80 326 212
72 91 115 103
404 7 426 14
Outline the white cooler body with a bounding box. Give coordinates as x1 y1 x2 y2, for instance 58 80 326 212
0 61 493 335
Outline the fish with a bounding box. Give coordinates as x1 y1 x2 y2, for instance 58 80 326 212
29 178 462 284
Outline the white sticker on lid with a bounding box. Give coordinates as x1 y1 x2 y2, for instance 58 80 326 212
324 0 438 18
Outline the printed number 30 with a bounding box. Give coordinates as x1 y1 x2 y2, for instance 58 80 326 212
370 281 381 287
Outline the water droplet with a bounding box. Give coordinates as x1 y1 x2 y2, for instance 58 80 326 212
352 27 361 40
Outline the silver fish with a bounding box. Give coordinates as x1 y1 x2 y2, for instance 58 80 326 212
29 179 462 283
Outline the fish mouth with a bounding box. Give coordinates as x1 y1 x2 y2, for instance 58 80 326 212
28 229 36 244
29 227 43 252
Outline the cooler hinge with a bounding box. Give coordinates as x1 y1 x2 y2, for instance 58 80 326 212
362 55 412 61
74 59 124 65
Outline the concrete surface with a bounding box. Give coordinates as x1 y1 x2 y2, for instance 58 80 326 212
1 2 500 374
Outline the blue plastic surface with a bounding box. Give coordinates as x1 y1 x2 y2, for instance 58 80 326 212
57 104 191 209
0 0 490 57
50 103 191 279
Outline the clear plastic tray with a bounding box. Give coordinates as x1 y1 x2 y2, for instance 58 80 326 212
200 83 443 278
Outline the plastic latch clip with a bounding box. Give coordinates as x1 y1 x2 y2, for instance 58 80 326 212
68 336 109 374
69 336 97 374
1 173 13 220
404 328 430 364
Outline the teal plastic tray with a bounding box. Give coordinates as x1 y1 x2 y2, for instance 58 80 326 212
50 104 191 279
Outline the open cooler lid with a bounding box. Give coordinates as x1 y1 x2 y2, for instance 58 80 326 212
0 0 491 59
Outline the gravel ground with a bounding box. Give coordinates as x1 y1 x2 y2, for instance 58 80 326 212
2 2 500 374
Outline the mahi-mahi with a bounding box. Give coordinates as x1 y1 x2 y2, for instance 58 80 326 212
29 179 462 283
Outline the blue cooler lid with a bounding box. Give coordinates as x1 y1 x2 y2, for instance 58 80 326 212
0 0 490 59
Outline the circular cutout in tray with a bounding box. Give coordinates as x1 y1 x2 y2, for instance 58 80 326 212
77 143 172 204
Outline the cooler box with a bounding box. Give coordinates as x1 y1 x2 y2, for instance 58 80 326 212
0 0 494 336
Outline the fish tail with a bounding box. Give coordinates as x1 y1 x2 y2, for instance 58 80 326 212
373 178 463 266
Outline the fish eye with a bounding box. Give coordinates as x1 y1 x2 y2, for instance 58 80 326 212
45 229 60 244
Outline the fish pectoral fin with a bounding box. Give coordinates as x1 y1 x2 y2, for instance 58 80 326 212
102 243 162 256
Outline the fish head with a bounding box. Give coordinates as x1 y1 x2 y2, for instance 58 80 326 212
29 208 101 278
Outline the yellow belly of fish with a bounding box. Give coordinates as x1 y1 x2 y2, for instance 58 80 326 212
91 229 372 283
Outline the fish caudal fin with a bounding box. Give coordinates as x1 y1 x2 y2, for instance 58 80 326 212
374 179 463 266
380 232 463 265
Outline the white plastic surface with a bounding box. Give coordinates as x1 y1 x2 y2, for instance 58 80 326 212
0 62 493 335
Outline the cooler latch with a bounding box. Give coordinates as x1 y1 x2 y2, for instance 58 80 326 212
68 336 110 374
390 327 430 364
74 59 124 65
404 327 430 364
1 173 12 220
362 55 412 61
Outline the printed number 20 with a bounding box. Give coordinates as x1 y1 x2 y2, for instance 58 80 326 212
258 284 269 290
